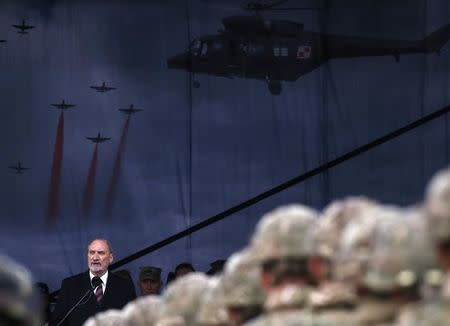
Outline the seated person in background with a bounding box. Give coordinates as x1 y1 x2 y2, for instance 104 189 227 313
113 269 133 283
138 266 162 296
206 259 226 276
174 262 195 279
166 272 175 286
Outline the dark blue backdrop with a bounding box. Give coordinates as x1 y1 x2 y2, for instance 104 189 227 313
0 0 449 290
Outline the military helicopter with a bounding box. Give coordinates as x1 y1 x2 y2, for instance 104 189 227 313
167 1 450 95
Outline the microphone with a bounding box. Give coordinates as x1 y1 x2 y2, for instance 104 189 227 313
91 276 102 288
55 277 100 326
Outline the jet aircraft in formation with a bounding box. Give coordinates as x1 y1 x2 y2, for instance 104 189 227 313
118 104 143 115
86 133 111 143
50 100 76 110
12 20 35 34
8 161 30 174
90 82 116 92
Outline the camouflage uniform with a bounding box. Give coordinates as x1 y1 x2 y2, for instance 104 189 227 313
421 167 450 325
244 306 314 326
121 294 162 325
195 277 229 326
221 247 265 325
332 205 392 286
355 207 434 326
317 205 394 325
155 272 209 326
312 196 376 263
0 254 41 326
424 168 450 244
395 211 438 326
311 197 376 326
309 281 358 326
413 269 444 326
243 204 318 326
83 309 124 326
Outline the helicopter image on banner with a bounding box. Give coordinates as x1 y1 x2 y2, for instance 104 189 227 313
167 0 450 94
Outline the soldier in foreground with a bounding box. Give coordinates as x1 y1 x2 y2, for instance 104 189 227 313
0 254 41 326
195 277 229 326
243 204 318 325
352 206 433 325
221 248 265 325
310 196 376 284
155 272 209 325
310 197 377 325
422 167 450 324
122 295 162 325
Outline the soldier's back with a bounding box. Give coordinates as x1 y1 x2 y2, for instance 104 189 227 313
395 302 424 326
354 299 398 326
314 308 357 326
418 300 450 326
243 309 314 326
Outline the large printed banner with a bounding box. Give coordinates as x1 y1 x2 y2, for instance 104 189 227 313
0 0 449 290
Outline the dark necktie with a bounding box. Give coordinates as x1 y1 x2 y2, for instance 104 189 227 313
95 282 103 303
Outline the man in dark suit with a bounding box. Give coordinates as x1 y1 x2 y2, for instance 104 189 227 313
51 239 136 326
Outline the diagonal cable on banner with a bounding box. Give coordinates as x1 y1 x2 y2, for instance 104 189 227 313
109 104 450 270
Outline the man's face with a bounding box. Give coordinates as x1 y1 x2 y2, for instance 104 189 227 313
87 240 113 276
138 279 161 296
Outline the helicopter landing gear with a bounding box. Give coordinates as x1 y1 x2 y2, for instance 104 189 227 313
267 79 282 95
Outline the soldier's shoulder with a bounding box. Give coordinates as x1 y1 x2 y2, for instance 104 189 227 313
242 314 264 326
396 302 424 323
422 302 450 325
266 309 315 326
314 309 357 326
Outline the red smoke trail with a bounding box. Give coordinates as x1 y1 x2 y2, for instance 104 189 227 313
82 144 99 218
47 112 65 227
104 116 130 216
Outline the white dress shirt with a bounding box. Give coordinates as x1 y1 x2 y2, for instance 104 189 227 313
89 270 108 294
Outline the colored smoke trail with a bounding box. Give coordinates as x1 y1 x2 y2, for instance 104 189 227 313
104 116 130 216
47 112 65 226
82 144 99 218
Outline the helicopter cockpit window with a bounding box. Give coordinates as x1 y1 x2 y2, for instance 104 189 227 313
190 39 225 56
190 39 201 56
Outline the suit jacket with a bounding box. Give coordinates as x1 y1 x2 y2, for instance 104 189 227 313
51 271 136 326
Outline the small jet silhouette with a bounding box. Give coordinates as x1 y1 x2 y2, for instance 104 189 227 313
86 133 110 143
12 20 35 34
8 161 30 174
90 82 116 92
50 100 76 110
118 104 143 115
